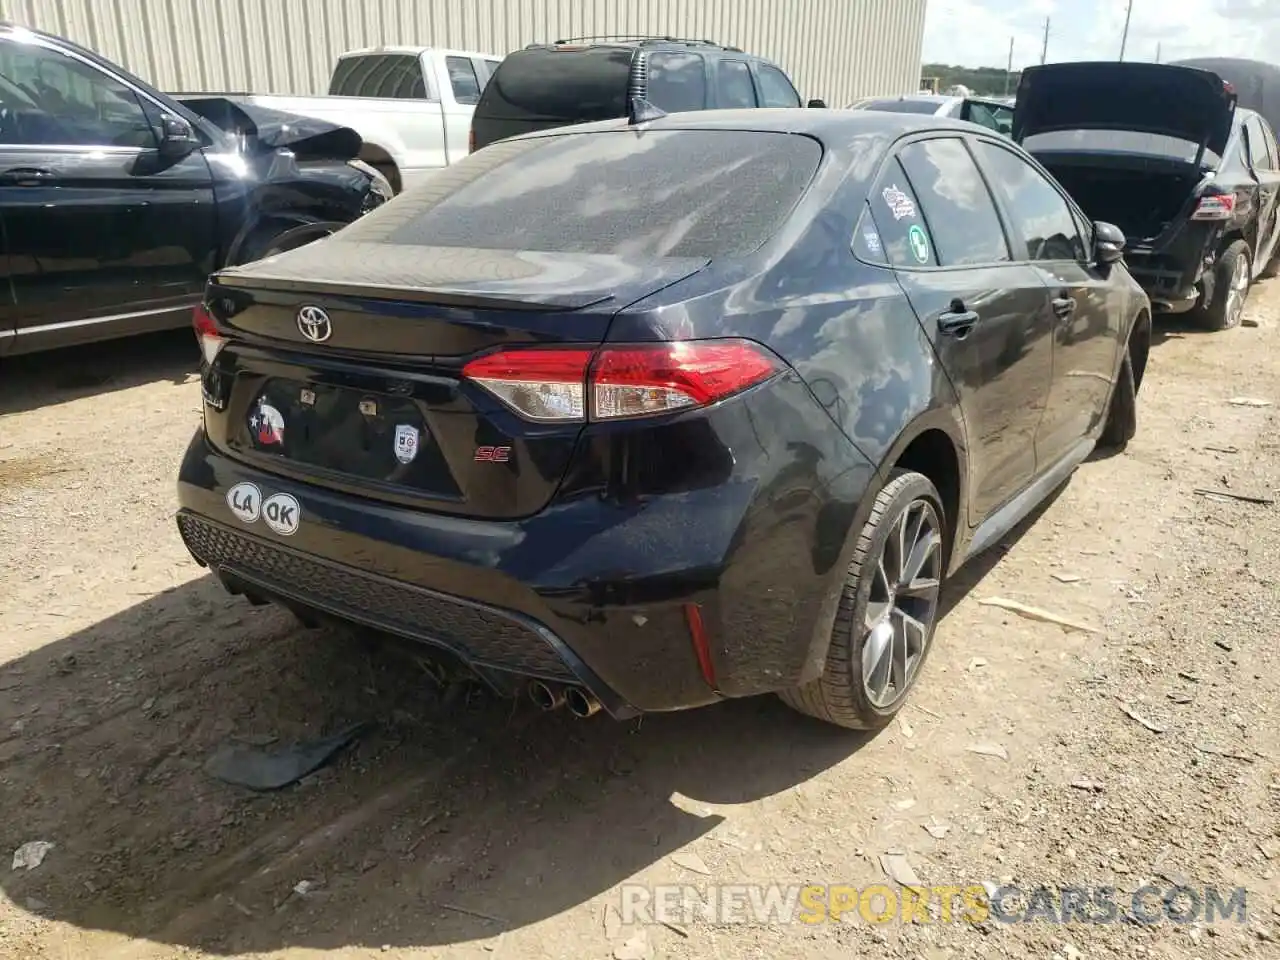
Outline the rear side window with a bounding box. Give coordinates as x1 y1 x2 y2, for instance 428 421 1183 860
715 60 757 109
329 54 425 99
897 138 1011 266
645 51 707 112
446 55 482 105
1245 117 1275 170
476 47 632 123
868 159 935 267
975 141 1086 261
381 130 822 259
755 64 801 107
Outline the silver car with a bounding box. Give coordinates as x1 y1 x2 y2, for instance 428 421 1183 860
847 94 1014 136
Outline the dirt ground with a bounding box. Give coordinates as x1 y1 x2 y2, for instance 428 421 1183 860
1 282 1279 960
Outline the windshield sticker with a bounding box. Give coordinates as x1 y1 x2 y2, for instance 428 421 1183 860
862 226 883 255
882 184 917 221
907 224 932 264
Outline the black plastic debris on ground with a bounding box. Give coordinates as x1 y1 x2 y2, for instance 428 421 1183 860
204 722 371 791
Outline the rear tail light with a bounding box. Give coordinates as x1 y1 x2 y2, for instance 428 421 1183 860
461 339 784 423
192 302 227 365
1192 194 1235 220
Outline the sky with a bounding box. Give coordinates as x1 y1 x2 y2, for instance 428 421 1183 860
922 0 1280 69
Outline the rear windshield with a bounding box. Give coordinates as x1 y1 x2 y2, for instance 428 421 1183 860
859 98 942 114
477 46 633 122
329 54 425 99
1023 129 1218 165
383 130 823 259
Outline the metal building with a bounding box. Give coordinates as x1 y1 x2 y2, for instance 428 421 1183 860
0 0 926 107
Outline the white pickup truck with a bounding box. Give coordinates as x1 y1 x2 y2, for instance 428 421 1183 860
187 46 503 194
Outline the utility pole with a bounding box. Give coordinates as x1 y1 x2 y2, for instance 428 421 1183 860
1004 36 1014 95
1155 41 1161 63
1040 17 1050 65
1119 0 1134 61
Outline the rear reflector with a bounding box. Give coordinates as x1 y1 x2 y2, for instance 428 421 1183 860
461 339 784 422
192 303 227 365
1192 194 1235 220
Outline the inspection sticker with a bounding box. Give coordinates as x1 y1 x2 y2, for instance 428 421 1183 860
908 224 932 264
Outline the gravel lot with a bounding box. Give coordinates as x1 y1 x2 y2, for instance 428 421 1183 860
2 282 1279 960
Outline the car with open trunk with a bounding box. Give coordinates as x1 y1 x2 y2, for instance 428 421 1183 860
1014 61 1280 330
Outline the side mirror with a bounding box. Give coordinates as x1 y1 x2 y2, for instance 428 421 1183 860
806 98 827 109
157 113 200 159
1093 221 1126 264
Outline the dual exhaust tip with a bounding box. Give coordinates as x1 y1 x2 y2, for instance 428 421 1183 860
529 679 602 718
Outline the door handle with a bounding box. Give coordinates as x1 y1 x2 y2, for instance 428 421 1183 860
938 308 980 337
0 167 56 186
1052 296 1077 318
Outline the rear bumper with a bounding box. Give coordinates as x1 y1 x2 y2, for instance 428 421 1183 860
1126 223 1221 311
175 386 877 715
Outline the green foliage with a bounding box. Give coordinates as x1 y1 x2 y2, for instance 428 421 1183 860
920 63 1020 97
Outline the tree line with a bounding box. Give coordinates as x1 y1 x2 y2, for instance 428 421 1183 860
920 63 1020 96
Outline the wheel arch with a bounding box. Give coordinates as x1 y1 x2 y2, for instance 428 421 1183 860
357 142 402 193
1129 306 1152 390
226 214 344 267
876 413 969 574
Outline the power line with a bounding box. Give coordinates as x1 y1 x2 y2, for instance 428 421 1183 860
1119 0 1134 61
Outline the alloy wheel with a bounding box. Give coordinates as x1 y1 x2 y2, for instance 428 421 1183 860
861 498 944 709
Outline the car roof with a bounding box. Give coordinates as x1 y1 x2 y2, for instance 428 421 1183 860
507 106 996 145
521 37 748 54
875 94 952 105
337 45 499 59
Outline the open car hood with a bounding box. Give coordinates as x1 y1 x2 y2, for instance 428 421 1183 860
1013 62 1236 158
175 96 363 161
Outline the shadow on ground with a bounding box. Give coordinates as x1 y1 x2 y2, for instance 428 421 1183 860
0 451 1063 956
0 330 197 417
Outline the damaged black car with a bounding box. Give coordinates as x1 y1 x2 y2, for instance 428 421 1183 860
1014 61 1280 330
0 24 392 356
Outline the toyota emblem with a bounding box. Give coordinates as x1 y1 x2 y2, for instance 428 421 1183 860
296 304 332 343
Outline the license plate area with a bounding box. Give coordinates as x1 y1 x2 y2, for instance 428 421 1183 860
245 377 461 495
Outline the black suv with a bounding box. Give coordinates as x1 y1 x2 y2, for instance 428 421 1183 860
470 36 823 151
1014 62 1280 330
178 109 1150 731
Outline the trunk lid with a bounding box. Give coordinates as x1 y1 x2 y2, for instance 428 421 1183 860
1013 62 1237 160
202 244 708 519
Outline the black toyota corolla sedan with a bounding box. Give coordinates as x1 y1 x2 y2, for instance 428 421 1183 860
176 107 1151 730
0 24 391 356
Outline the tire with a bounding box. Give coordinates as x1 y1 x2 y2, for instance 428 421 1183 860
779 470 946 730
1098 346 1138 451
1194 240 1251 331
